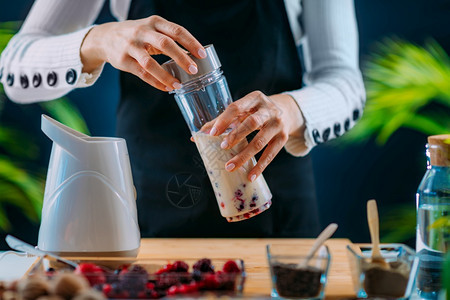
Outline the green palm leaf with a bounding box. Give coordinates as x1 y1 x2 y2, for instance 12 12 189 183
344 38 450 145
0 156 44 218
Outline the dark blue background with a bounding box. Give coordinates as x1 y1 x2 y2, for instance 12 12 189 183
1 0 449 249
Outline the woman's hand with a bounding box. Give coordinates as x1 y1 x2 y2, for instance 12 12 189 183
80 16 206 91
209 91 306 182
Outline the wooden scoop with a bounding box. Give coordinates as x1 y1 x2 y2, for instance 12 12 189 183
298 223 338 268
367 200 389 268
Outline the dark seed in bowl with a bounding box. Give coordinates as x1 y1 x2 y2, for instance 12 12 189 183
272 263 323 298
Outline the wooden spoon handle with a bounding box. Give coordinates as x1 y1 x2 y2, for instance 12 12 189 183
367 199 382 258
305 223 338 261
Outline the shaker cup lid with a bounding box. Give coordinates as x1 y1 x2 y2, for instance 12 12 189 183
162 44 221 84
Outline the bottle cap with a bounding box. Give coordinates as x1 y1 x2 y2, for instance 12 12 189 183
427 134 450 166
162 44 221 84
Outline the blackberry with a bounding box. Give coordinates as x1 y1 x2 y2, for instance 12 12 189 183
120 265 148 292
172 261 189 272
193 258 214 273
192 269 203 281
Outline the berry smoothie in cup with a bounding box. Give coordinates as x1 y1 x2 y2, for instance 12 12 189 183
193 131 272 222
163 45 272 221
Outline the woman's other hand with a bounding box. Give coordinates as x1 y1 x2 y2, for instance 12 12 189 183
210 91 305 182
80 16 206 91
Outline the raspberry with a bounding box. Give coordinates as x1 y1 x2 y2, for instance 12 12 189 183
155 263 174 274
188 281 200 292
137 291 147 299
202 273 220 289
216 271 237 291
74 263 106 286
177 284 189 294
149 290 160 299
223 260 240 273
193 258 214 273
102 283 112 296
167 285 179 295
172 261 189 272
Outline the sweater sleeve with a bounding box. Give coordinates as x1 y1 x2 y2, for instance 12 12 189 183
283 0 366 156
0 0 105 103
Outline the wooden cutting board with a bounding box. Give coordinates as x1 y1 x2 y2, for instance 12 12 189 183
136 238 355 299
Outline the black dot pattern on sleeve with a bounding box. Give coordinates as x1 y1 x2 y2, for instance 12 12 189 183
322 128 331 142
47 71 57 86
312 129 321 144
334 123 341 137
20 74 29 89
6 73 14 86
352 109 360 121
344 118 351 132
33 73 42 87
66 69 77 85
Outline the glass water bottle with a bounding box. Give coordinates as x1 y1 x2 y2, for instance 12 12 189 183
416 134 450 299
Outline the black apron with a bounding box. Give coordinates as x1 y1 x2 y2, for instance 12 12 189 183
118 0 320 237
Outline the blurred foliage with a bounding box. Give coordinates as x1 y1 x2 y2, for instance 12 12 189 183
343 38 450 244
380 204 416 243
345 38 450 145
0 21 89 231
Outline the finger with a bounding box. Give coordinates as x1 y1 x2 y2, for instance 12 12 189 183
199 119 216 134
224 124 279 173
128 46 181 90
152 17 206 59
221 110 271 149
143 31 199 75
124 56 168 91
211 92 261 136
248 134 287 181
201 117 240 136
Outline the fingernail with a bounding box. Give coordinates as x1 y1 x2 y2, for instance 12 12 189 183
250 174 256 182
198 49 207 58
220 140 228 149
188 64 198 74
173 82 182 89
210 126 217 136
225 163 235 172
165 86 173 92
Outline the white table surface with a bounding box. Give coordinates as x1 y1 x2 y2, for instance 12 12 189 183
0 251 37 282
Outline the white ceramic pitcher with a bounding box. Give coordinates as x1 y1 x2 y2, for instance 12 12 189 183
37 115 140 257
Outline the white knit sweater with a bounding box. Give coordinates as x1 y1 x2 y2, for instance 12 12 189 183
0 0 365 156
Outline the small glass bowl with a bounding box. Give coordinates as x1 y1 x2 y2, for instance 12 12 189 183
30 257 246 299
266 244 331 299
346 243 419 299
